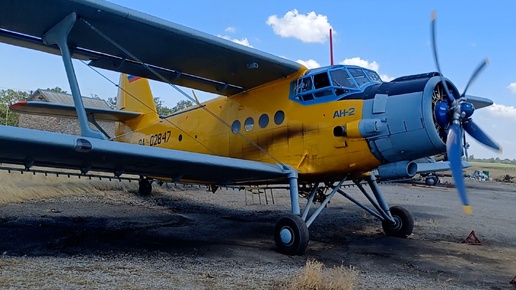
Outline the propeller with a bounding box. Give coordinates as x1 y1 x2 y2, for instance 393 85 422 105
431 11 502 214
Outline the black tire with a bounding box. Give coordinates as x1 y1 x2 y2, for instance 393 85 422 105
382 206 413 238
274 214 309 255
425 176 438 186
138 179 152 195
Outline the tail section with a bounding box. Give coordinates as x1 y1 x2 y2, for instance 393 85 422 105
115 74 160 139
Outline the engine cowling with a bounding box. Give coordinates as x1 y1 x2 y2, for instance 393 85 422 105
340 73 459 166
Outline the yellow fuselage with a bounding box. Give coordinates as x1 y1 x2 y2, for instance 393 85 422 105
117 71 381 182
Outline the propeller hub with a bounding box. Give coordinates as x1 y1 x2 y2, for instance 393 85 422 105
460 102 475 119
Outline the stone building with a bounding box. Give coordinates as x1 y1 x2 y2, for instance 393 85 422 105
18 89 115 137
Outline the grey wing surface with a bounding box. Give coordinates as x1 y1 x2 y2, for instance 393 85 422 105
0 126 289 184
0 0 304 96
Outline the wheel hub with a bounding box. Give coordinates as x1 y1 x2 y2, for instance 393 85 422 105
279 227 293 245
390 216 402 231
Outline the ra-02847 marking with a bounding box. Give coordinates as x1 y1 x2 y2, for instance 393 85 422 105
138 130 172 146
333 107 355 118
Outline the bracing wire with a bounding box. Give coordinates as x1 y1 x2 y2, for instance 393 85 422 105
80 18 286 168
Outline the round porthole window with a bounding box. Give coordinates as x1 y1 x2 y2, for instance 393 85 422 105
259 114 269 128
231 120 241 134
244 117 254 132
274 110 285 125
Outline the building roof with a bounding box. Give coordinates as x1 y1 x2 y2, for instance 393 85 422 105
29 89 111 108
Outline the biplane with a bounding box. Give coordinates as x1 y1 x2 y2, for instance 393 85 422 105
0 1 501 255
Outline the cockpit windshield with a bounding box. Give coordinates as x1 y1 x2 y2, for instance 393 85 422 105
291 65 383 105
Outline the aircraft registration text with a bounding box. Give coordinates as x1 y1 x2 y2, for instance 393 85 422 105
138 131 172 146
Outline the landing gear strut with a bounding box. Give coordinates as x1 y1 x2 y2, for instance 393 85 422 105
275 172 414 255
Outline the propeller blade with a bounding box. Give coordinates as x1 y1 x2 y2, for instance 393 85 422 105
463 120 502 152
462 58 489 98
431 11 454 102
446 123 471 214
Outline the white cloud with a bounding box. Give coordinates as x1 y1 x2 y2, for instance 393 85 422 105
296 59 320 69
225 26 236 33
217 35 253 47
485 103 516 120
266 9 332 43
507 83 516 94
340 57 394 81
341 57 379 71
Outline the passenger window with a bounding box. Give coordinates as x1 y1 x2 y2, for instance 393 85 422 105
244 117 254 132
259 114 269 128
274 110 285 125
231 120 241 134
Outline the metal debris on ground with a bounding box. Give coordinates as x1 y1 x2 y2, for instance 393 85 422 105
468 170 489 181
462 230 482 245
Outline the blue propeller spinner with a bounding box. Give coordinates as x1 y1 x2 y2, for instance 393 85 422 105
431 11 502 214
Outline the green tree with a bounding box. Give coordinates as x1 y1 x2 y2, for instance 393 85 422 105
172 100 194 112
0 89 30 126
46 87 67 93
154 97 173 116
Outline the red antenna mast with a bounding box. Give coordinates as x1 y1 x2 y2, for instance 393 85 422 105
329 28 334 65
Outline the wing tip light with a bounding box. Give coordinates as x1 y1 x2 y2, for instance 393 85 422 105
463 205 473 215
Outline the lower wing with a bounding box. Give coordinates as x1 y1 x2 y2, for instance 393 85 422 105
0 126 290 185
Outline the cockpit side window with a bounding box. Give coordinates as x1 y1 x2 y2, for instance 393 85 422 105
296 77 313 93
313 72 330 89
348 68 370 87
329 70 357 88
365 70 382 83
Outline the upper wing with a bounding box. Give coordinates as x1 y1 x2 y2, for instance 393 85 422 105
0 0 304 96
0 125 290 184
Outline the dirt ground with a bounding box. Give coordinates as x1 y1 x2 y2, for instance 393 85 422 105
0 178 515 289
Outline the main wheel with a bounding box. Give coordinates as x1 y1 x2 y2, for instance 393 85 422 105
382 206 413 238
425 176 438 186
274 214 309 255
138 178 152 195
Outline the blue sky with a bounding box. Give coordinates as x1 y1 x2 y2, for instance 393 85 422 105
0 1 515 160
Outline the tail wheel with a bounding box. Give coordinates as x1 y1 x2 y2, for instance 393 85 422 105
382 206 414 238
138 178 152 195
274 214 309 255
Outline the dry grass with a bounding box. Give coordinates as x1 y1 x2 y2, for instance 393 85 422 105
283 260 357 290
0 169 140 205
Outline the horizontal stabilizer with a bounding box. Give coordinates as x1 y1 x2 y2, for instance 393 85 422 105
10 101 141 122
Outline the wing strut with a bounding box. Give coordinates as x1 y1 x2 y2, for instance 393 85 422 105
42 12 104 139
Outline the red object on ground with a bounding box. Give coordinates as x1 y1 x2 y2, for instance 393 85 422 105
462 230 482 245
510 275 516 285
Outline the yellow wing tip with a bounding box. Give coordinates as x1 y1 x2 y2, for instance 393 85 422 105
431 11 437 21
463 206 473 215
